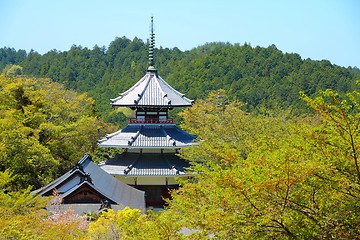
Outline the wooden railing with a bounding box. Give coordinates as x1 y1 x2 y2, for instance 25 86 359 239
128 118 174 124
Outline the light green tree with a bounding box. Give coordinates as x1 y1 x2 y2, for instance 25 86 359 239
88 207 184 240
0 75 116 189
2 64 23 77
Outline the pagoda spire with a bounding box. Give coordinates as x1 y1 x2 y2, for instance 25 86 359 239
148 16 156 71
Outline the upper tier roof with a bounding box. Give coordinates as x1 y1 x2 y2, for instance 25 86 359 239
110 69 194 108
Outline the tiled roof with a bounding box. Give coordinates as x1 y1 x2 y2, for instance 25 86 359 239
33 154 145 211
98 124 197 148
110 70 194 107
99 152 191 177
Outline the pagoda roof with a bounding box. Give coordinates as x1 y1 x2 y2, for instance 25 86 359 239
99 152 190 177
98 124 197 148
110 70 194 108
33 154 145 211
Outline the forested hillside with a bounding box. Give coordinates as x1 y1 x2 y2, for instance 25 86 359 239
1 37 359 124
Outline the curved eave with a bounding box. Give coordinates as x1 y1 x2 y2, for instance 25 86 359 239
101 163 190 177
98 124 198 149
32 169 84 196
111 103 193 108
99 152 191 177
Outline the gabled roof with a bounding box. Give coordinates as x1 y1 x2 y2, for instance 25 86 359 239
33 154 145 211
99 152 190 177
110 70 194 108
98 124 197 148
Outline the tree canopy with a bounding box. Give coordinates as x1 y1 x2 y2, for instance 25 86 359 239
0 74 116 189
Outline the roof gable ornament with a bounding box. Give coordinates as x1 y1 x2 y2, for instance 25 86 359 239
148 16 156 72
80 173 93 184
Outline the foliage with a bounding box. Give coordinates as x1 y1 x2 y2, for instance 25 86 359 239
87 207 184 240
0 170 48 239
0 75 116 189
2 64 23 77
91 147 124 164
300 89 360 237
161 90 360 239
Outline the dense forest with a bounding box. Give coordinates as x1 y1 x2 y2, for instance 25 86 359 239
1 38 360 239
1 37 360 124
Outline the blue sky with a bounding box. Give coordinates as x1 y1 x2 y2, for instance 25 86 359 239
1 0 359 68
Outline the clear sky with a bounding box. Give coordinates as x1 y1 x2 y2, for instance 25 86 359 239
1 0 359 68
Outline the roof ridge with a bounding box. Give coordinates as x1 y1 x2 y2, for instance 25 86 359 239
124 151 142 175
162 153 180 175
153 74 171 104
127 126 142 146
110 74 148 103
78 153 92 165
134 75 152 104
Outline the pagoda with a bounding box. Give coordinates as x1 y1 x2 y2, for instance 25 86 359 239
98 17 197 207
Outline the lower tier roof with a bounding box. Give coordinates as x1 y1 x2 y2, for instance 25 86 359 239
99 152 190 177
98 124 197 148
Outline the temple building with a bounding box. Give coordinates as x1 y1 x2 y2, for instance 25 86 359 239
33 154 146 214
98 17 197 207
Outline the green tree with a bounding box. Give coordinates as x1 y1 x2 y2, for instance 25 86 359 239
88 207 184 240
2 64 23 77
300 89 360 237
0 75 116 189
